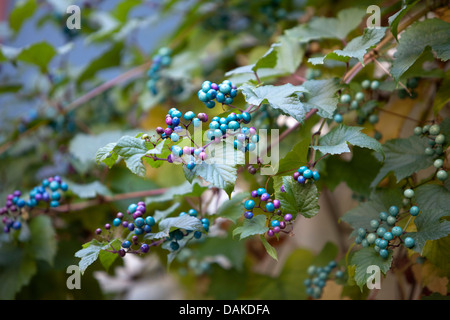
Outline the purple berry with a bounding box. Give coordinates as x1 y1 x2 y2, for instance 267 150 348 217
251 190 258 198
117 212 124 219
13 190 21 197
118 249 126 257
273 199 281 209
279 221 286 229
267 229 275 237
136 205 146 214
140 244 149 253
273 226 281 233
280 185 286 193
95 228 102 235
165 116 173 126
167 154 174 163
105 223 111 230
122 221 129 228
244 211 253 219
293 172 301 180
156 127 165 135
211 83 219 90
164 128 173 136
284 214 292 221
260 193 270 202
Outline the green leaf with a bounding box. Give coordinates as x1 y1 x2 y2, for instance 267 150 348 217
74 239 105 274
66 180 113 199
184 142 243 197
153 203 181 222
98 239 121 272
27 216 57 266
111 136 149 177
146 180 207 205
16 42 57 72
274 136 311 175
215 192 250 224
77 42 124 85
273 176 320 219
324 147 383 196
95 143 119 168
309 28 387 65
312 125 383 156
260 235 278 261
9 0 37 34
111 0 142 22
285 8 367 43
350 247 393 290
406 183 450 254
232 214 268 240
391 19 450 81
301 79 341 119
240 83 308 123
388 0 420 41
275 34 305 74
370 135 434 188
253 46 278 72
158 214 205 234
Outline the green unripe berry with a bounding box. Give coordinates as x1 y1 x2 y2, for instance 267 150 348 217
361 80 371 89
368 114 379 124
386 216 397 226
370 219 380 230
340 94 351 104
391 226 403 237
435 134 445 145
403 188 414 199
436 169 448 181
355 92 365 102
350 100 359 110
422 125 430 133
433 159 444 168
413 127 422 136
429 124 440 136
424 147 435 156
357 228 366 237
370 80 380 90
366 233 377 244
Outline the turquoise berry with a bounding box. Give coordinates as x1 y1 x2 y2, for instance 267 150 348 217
379 211 388 221
134 227 144 235
194 231 202 239
257 188 267 196
244 199 255 210
379 249 389 259
50 200 59 207
383 232 394 241
357 228 366 237
198 90 208 102
404 237 415 248
60 182 69 191
248 143 256 152
409 206 420 216
205 100 215 109
350 100 359 110
49 181 60 191
128 203 138 214
271 220 280 228
388 206 399 217
201 81 211 92
429 124 440 136
413 127 422 136
377 227 387 237
391 226 403 237
113 218 121 227
188 209 198 217
145 216 155 226
312 171 320 181
433 159 444 168
134 217 145 228
242 112 251 124
170 133 179 142
266 202 275 212
170 241 180 251
186 161 196 170
219 83 231 94
333 113 343 123
193 118 201 127
122 240 131 249
251 135 259 143
370 219 380 229
184 111 195 121
302 169 312 179
298 166 308 174
378 239 388 249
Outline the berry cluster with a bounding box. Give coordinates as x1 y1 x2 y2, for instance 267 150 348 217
335 79 382 140
156 107 208 143
197 80 238 108
293 166 320 184
243 187 294 237
354 204 416 259
95 202 209 257
146 47 172 95
413 123 448 181
397 77 419 100
304 260 345 299
1 176 69 233
167 210 210 251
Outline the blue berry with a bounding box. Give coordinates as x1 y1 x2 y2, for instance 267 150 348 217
122 240 131 248
302 169 312 179
266 202 275 212
297 176 306 184
128 203 138 214
140 243 150 253
244 211 253 219
379 212 388 221
404 237 415 248
379 249 389 259
257 188 266 196
188 209 198 217
170 241 180 251
134 217 145 228
244 200 255 210
311 171 320 181
391 226 403 237
112 218 121 227
376 227 387 237
388 206 399 217
50 200 59 207
194 231 202 239
145 216 155 226
409 206 420 216
134 227 144 235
